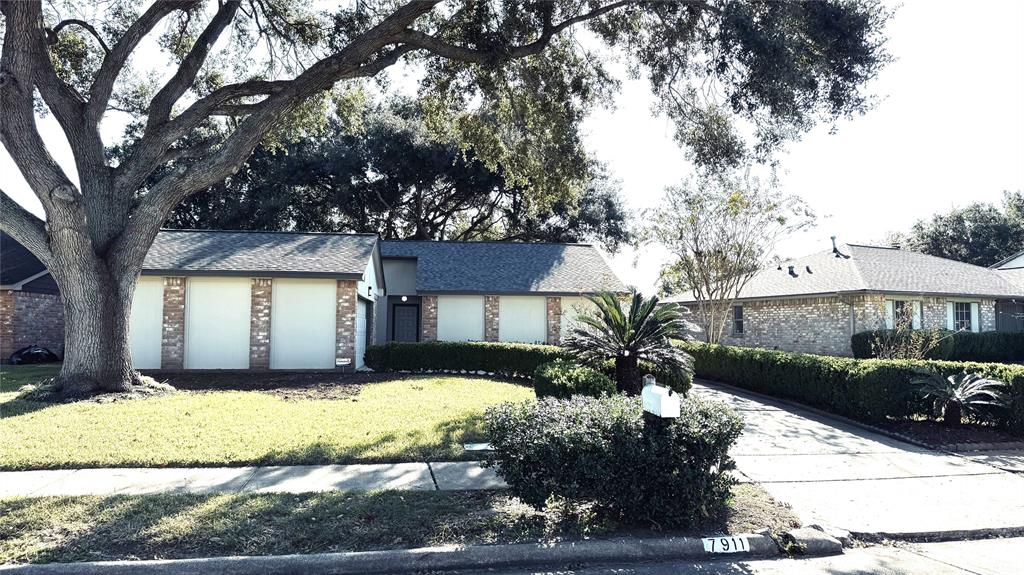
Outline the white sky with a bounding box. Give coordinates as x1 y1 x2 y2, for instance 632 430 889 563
3 0 1023 294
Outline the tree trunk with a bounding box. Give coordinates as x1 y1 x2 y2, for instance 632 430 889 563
615 354 640 396
51 260 140 397
942 400 963 426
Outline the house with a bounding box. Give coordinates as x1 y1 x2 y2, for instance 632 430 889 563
992 249 1024 331
0 232 64 361
668 243 1024 357
127 229 624 370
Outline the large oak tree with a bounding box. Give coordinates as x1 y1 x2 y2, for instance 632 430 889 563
0 0 889 395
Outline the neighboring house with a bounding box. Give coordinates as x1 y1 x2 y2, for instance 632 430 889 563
992 249 1024 332
127 230 624 371
669 243 1024 357
0 232 64 361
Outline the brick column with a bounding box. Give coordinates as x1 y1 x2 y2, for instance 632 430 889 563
484 295 500 342
161 277 186 369
0 290 14 362
335 280 357 369
546 296 562 345
421 295 438 342
250 278 273 369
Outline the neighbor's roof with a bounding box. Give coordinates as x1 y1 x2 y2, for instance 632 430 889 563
993 249 1024 290
668 244 1024 303
143 229 378 276
380 240 627 294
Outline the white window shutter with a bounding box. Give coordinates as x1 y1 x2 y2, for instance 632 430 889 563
885 300 895 329
946 302 955 330
970 302 980 332
912 301 922 329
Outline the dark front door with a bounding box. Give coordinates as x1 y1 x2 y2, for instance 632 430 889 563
392 304 420 342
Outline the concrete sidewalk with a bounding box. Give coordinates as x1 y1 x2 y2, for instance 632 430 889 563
0 461 505 497
693 380 1024 537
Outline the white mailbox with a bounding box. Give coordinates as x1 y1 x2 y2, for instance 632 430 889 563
642 375 680 418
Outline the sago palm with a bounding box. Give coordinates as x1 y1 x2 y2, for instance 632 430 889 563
911 371 1008 425
565 290 692 396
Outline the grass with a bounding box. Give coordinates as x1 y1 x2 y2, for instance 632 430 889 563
0 365 534 470
0 484 799 565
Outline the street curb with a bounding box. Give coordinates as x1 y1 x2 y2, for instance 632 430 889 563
851 526 1024 543
0 535 783 574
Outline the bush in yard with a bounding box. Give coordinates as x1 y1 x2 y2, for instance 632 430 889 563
483 394 743 527
533 359 615 399
852 330 1024 363
683 342 1024 434
911 371 1010 425
363 341 568 378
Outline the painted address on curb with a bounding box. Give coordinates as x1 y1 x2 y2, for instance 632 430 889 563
702 535 751 553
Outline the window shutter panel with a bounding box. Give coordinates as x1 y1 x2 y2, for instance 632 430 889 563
970 303 980 332
946 302 955 330
885 300 895 329
912 301 922 329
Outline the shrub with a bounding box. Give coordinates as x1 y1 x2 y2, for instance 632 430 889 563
911 371 1010 425
683 342 1024 434
852 330 1024 363
483 394 743 527
364 341 569 378
534 359 616 399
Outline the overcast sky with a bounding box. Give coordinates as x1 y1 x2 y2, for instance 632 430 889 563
3 0 1023 294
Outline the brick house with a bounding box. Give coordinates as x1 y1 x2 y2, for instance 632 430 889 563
669 243 1024 357
125 230 624 371
0 232 64 361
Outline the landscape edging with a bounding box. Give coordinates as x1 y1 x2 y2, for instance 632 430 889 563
0 535 784 575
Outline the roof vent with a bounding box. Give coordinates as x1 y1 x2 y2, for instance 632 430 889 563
788 265 798 277
805 265 813 274
831 235 850 259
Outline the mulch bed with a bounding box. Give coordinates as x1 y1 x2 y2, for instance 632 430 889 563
141 370 409 400
875 418 1023 450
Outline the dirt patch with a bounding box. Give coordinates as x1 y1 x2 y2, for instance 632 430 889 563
876 419 1022 449
142 370 409 400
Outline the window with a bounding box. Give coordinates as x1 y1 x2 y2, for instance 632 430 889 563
886 299 919 329
732 305 744 335
954 302 972 331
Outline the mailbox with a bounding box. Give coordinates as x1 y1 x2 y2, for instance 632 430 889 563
641 375 680 418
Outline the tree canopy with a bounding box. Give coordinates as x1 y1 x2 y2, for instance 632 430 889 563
887 191 1024 267
165 99 631 251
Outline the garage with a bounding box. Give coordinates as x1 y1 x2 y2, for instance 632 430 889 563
437 295 484 341
270 278 337 369
185 277 251 369
129 277 164 369
499 296 547 344
355 299 369 369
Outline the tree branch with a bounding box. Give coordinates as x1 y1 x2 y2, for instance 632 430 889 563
47 19 111 53
0 188 52 265
87 0 197 123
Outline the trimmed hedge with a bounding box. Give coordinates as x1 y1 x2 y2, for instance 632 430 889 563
534 359 616 399
363 341 568 378
852 330 1024 363
683 343 1024 434
484 394 742 527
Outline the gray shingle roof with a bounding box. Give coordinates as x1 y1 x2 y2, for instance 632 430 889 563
380 240 626 294
143 230 377 276
669 244 1024 302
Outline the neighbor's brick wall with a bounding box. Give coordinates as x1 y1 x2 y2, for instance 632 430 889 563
720 295 854 356
161 277 186 369
484 295 500 342
249 278 273 369
546 296 562 345
421 295 438 342
335 280 357 369
0 290 65 361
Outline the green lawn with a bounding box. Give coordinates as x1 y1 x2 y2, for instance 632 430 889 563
0 485 800 564
0 366 534 470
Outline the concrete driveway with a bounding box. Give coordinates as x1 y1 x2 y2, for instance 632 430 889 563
692 380 1024 537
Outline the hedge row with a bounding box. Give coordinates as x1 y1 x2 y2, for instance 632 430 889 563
682 343 1024 434
363 341 568 378
851 330 1024 363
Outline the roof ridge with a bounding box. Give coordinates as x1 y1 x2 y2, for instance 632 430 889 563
991 248 1024 269
158 228 379 237
381 238 595 247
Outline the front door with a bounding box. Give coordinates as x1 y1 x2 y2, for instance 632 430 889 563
392 304 420 342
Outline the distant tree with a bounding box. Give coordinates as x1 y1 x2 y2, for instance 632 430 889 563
645 172 815 343
167 102 632 252
889 191 1024 267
